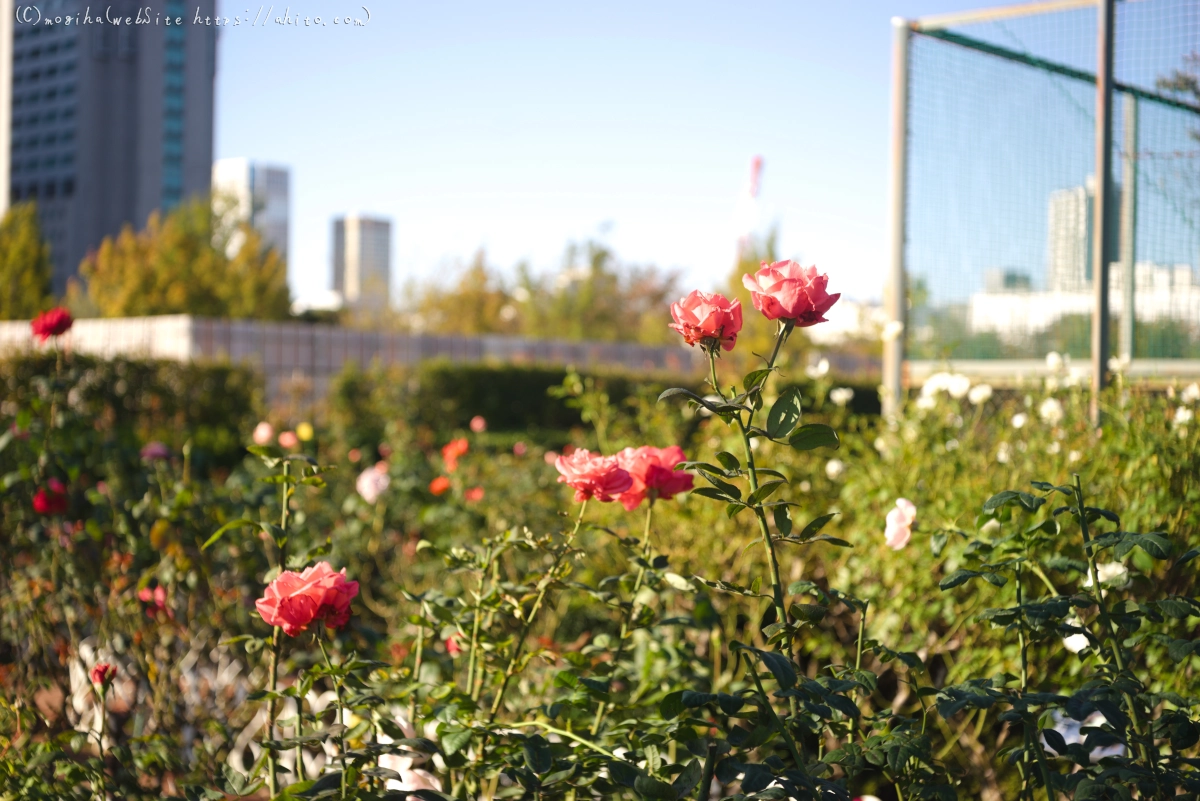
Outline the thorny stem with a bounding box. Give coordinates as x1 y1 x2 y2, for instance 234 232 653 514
466 546 492 699
488 501 588 724
94 684 107 801
746 658 803 768
319 639 348 800
511 720 618 759
852 601 869 743
265 459 291 797
409 622 424 725
591 502 655 735
265 626 281 797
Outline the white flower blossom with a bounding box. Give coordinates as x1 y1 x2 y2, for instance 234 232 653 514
824 459 845 480
805 358 830 380
1084 562 1130 590
1182 383 1200 404
829 387 855 407
1045 351 1064 372
947 374 972 400
1062 615 1090 654
356 464 390 504
1038 397 1064 426
881 320 904 342
996 441 1012 464
1011 413 1028 430
916 395 937 411
967 384 993 405
1175 406 1194 428
1068 450 1082 463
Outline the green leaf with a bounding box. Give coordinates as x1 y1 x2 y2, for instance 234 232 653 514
634 775 677 800
607 759 642 788
672 759 703 798
766 387 804 440
790 603 828 623
699 473 742 501
743 369 772 393
659 690 685 719
940 569 983 590
982 490 1046 513
715 451 741 472
931 530 949 557
1176 547 1200 567
772 506 792 536
523 735 553 775
747 480 786 505
439 725 473 756
754 648 797 690
788 423 839 451
201 518 256 551
797 513 837 541
1168 639 1196 664
1158 598 1196 619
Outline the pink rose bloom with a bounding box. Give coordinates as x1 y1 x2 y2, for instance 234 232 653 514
278 430 299 449
356 462 390 504
442 438 469 472
469 415 487 433
513 442 527 457
464 486 484 502
256 562 360 636
30 307 73 341
614 445 694 511
252 421 274 446
742 260 840 326
554 448 633 503
884 498 917 550
89 662 117 687
669 290 743 352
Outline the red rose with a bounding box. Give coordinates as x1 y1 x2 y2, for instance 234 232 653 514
429 476 452 496
255 562 360 637
30 307 73 342
669 290 743 352
33 478 68 515
554 449 633 503
742 260 840 326
89 662 117 687
614 445 694 511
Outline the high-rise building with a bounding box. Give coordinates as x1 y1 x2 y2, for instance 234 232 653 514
332 214 391 309
1045 176 1119 293
212 158 289 260
0 0 217 293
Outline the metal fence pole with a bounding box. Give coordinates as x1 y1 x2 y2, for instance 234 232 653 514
884 17 910 417
1119 93 1138 365
1090 0 1116 424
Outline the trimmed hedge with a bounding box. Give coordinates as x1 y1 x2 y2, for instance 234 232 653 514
0 352 260 470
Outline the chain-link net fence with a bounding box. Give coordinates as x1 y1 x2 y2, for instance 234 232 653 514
904 0 1200 362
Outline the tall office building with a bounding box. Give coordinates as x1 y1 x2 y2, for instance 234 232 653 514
212 158 290 260
0 0 216 293
1045 176 1119 293
332 214 391 309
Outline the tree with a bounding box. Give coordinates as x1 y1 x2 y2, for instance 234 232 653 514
0 202 52 319
80 197 291 320
401 242 682 345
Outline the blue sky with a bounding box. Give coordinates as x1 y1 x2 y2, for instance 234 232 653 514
213 0 1026 305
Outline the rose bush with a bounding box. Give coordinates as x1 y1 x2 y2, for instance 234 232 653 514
0 263 1197 800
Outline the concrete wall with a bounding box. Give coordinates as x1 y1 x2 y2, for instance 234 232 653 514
0 315 702 402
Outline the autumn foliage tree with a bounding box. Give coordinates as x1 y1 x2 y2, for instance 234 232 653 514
0 202 53 319
408 241 682 344
79 197 291 320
